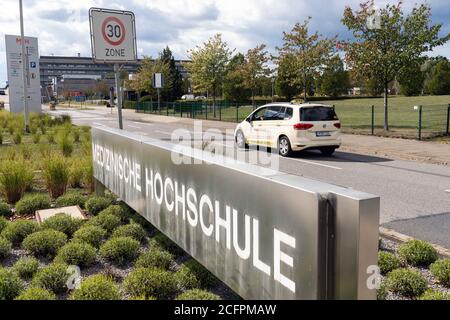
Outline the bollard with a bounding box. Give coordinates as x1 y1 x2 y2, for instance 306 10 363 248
446 104 450 136
418 105 423 141
371 105 375 136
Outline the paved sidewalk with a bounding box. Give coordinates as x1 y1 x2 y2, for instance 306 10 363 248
120 109 450 166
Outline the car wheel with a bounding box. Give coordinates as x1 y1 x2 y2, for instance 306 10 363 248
320 147 336 156
235 130 248 149
278 136 292 157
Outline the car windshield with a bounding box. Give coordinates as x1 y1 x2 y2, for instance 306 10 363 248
300 106 338 121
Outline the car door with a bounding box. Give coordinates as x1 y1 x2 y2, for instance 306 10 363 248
246 107 268 145
259 106 285 147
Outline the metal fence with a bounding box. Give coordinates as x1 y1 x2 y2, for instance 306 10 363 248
131 100 450 140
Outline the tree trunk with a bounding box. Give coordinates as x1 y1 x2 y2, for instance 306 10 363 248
252 88 255 108
213 90 216 118
384 80 389 131
303 84 307 102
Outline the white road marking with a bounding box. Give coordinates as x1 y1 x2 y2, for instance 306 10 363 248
445 190 450 194
127 125 141 129
93 122 107 127
285 158 343 170
155 130 173 135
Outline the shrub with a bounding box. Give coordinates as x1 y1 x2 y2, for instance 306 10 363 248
150 233 184 255
69 163 85 189
32 133 41 144
72 129 80 143
55 242 97 267
13 257 39 279
377 280 389 300
22 230 67 258
13 132 22 145
398 240 438 267
135 248 173 270
1 220 39 246
123 267 178 299
99 205 132 223
20 145 32 160
85 197 113 216
43 156 69 199
41 213 83 237
0 202 12 217
46 132 55 144
70 275 120 300
430 259 450 287
0 237 12 260
420 289 450 300
15 287 56 300
177 289 221 300
112 223 146 242
386 268 428 298
73 226 106 248
378 251 401 275
0 161 34 204
0 217 7 233
87 212 122 233
0 268 24 300
0 132 2 145
99 236 140 266
82 160 94 193
176 259 218 290
55 192 87 209
15 193 50 215
32 263 69 293
58 133 73 157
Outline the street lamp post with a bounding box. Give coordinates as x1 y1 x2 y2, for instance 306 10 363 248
271 76 276 102
19 0 30 132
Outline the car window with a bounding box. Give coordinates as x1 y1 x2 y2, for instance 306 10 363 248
283 107 293 120
300 106 338 121
252 107 267 121
264 106 284 120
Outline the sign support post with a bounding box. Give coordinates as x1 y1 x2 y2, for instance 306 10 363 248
19 0 29 132
114 64 123 129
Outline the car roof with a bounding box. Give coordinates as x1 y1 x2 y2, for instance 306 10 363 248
261 102 333 108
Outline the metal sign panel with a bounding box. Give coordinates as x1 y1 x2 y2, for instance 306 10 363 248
153 73 164 89
91 127 380 300
89 8 137 63
4 35 41 113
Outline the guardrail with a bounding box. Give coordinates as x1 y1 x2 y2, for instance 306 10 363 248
92 127 380 300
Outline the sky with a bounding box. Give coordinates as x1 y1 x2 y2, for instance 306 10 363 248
1 0 450 86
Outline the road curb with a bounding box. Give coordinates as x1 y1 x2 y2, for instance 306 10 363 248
380 227 450 259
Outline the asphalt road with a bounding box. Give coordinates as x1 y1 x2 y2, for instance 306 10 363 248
47 108 450 248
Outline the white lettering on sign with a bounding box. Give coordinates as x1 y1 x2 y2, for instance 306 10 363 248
93 143 297 293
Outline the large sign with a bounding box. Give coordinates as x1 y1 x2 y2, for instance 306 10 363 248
92 127 380 300
5 35 41 113
89 8 137 63
153 73 164 89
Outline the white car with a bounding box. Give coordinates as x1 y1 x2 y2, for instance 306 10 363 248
234 103 342 157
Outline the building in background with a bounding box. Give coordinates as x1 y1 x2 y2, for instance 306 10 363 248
39 55 189 100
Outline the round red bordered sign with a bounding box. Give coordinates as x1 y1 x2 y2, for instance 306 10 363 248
101 16 126 46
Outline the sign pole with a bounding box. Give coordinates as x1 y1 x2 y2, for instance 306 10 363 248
114 64 123 130
19 0 30 132
157 88 160 113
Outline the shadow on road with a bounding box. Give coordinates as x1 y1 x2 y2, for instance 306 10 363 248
292 150 394 163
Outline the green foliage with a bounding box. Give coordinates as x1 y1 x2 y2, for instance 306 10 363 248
112 223 146 242
378 251 401 275
32 263 69 293
135 247 173 270
13 132 22 145
58 132 73 157
15 287 56 300
43 156 69 199
72 226 107 248
177 289 221 300
15 193 51 215
0 202 11 218
1 220 39 246
0 237 12 260
13 257 40 279
420 289 450 300
398 240 438 267
72 128 80 143
99 205 132 223
22 229 67 258
55 191 87 209
55 242 97 268
70 274 120 300
99 236 140 266
123 267 178 299
20 145 32 160
32 133 41 144
150 233 184 255
223 53 252 102
430 259 450 287
377 279 389 300
41 213 83 237
0 161 35 204
176 259 218 290
424 59 450 95
386 268 428 298
85 197 113 216
69 162 85 189
46 132 55 144
0 217 7 233
86 212 122 233
317 56 351 97
0 268 24 300
398 62 425 96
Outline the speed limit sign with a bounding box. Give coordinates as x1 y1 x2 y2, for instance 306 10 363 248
89 8 137 63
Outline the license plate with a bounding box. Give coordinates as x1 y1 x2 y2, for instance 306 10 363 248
316 131 331 137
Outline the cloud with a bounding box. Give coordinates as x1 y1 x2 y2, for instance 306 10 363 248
0 0 449 86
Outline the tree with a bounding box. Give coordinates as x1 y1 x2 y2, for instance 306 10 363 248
223 53 251 102
317 55 351 97
275 18 337 102
342 1 450 130
94 80 109 98
275 54 301 101
425 59 450 95
186 34 233 116
398 62 424 96
160 46 184 101
241 44 271 106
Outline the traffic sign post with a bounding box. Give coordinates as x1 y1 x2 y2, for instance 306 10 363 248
89 7 137 130
153 73 164 113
